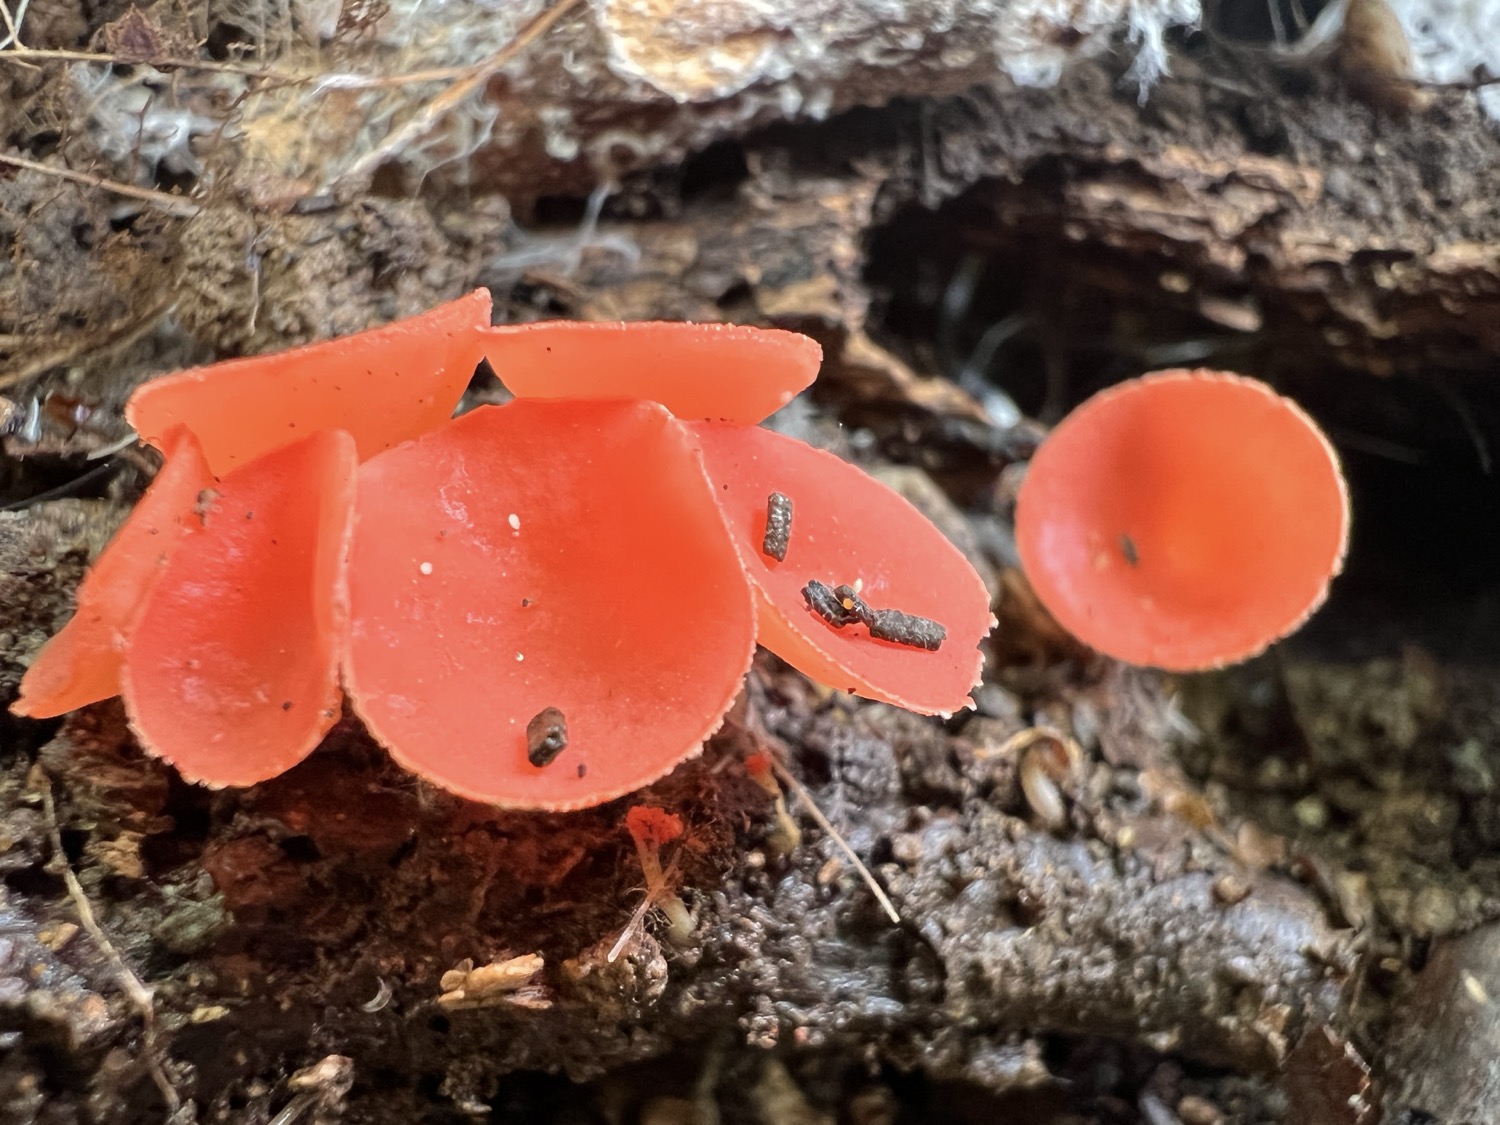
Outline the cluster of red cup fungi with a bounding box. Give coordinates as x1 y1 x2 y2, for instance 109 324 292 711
11 292 1349 810
11 291 994 811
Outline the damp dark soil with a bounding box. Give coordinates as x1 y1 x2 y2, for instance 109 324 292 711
5 6 1500 1123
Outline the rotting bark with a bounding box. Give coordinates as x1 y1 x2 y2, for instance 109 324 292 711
4 2 1500 1120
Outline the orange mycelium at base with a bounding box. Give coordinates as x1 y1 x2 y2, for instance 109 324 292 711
122 430 357 786
482 320 823 424
687 422 993 715
624 805 693 945
341 398 757 811
625 805 685 849
128 289 492 475
1015 370 1349 671
12 429 214 718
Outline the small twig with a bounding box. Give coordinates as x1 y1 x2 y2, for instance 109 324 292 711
307 64 491 90
606 892 657 964
267 1091 319 1125
0 152 202 217
725 688 901 924
0 45 480 87
0 459 121 512
86 429 142 461
1 45 266 73
607 851 686 963
331 0 583 193
766 756 901 925
1413 73 1500 91
40 775 180 1111
0 0 30 50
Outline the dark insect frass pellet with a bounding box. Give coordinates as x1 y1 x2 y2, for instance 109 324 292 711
804 580 945 649
526 707 569 766
832 584 874 626
868 608 947 651
802 580 860 627
762 492 793 561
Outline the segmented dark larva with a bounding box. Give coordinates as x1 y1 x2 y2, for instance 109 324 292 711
868 607 946 651
802 580 860 627
762 492 793 561
526 707 569 767
833 584 874 626
803 580 946 651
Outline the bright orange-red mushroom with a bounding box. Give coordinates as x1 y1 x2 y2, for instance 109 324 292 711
12 429 214 718
16 304 999 810
1015 370 1349 670
121 430 357 786
341 398 757 811
128 289 492 475
481 320 822 425
687 422 994 715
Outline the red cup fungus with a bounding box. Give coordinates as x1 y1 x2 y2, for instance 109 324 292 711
342 398 757 810
128 290 493 475
480 319 822 424
11 292 998 810
11 427 214 719
123 429 357 786
1015 369 1349 670
687 421 992 715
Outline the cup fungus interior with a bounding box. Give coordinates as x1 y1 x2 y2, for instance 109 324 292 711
342 398 757 811
482 320 822 425
1015 370 1349 670
122 430 357 786
128 289 493 475
12 429 214 718
687 422 993 715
